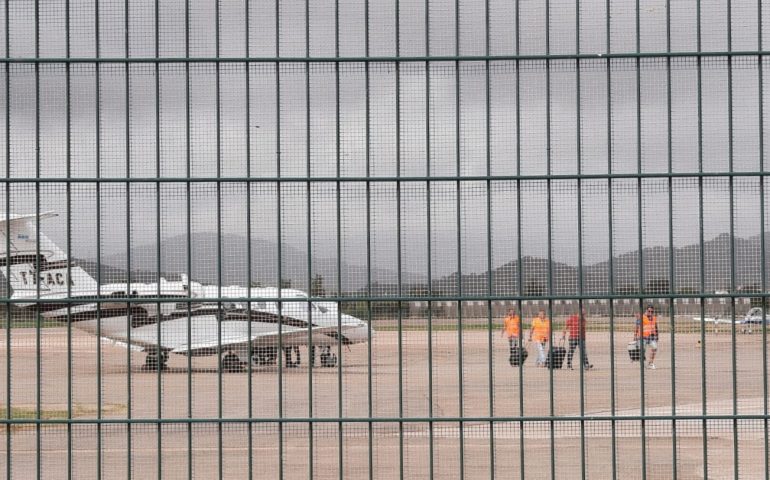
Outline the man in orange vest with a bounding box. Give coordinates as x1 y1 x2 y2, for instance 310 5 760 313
500 308 521 353
528 309 551 367
634 305 659 369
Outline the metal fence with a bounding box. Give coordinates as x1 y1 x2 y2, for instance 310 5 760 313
1 0 769 478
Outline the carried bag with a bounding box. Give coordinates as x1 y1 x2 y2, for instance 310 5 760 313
627 340 641 362
509 343 529 367
545 341 566 369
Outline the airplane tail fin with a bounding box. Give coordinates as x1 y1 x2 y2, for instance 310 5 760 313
0 212 98 301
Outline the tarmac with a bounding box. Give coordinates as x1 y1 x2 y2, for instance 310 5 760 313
1 323 769 479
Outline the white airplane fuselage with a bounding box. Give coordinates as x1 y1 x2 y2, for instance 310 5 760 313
0 212 373 370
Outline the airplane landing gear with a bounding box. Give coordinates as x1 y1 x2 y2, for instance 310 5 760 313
310 346 316 367
253 346 278 365
284 346 301 368
309 346 337 367
143 350 168 371
319 346 337 368
222 352 245 373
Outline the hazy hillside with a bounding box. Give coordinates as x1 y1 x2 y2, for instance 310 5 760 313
439 233 769 295
58 232 769 295
96 233 425 291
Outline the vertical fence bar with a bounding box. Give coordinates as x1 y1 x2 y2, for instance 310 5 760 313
64 0 73 477
335 0 344 476
154 1 163 477
3 0 10 475
514 2 525 477
94 0 104 476
575 0 587 477
759 2 768 478
214 1 224 477
665 1 678 478
304 0 314 476
727 2 740 477
544 1 556 478
184 0 193 475
3 0 10 473
696 1 709 477
245 1 254 478
484 0 494 475
365 0 380 475
424 0 435 475
454 0 465 475
392 1 402 477
275 0 285 475
123 0 133 476
634 0 647 477
34 1 41 476
366 63 376 480
666 0 678 479
605 1 617 474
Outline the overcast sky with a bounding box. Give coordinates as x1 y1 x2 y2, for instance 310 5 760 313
0 0 768 285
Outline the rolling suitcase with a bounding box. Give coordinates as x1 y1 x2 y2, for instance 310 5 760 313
627 340 641 362
509 345 529 367
545 344 566 369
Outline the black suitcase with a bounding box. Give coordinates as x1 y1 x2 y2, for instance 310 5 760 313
627 340 641 362
545 346 566 369
509 346 529 366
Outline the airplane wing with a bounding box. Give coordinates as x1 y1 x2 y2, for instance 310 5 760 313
103 315 345 355
692 316 743 324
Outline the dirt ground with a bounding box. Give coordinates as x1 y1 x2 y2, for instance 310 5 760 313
1 321 769 479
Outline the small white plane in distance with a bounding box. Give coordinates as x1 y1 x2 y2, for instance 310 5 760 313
693 307 768 334
0 212 372 372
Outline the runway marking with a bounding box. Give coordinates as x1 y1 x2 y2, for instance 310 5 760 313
397 398 769 440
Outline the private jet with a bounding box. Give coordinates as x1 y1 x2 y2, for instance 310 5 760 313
0 212 372 372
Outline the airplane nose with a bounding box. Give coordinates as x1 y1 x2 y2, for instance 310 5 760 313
341 315 373 344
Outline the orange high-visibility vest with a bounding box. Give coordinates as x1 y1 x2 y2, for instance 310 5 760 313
531 317 550 342
504 315 521 337
642 314 657 338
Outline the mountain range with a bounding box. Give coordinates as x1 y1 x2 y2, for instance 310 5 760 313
66 231 769 297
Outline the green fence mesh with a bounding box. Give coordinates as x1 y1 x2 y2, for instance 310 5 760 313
1 0 769 478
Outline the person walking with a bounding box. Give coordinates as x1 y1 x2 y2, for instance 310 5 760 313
634 305 659 369
562 307 592 370
528 309 551 367
501 308 528 366
500 308 521 357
